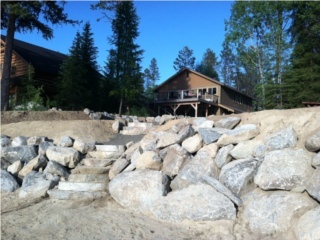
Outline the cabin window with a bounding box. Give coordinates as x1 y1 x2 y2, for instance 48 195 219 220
208 88 216 95
11 66 16 75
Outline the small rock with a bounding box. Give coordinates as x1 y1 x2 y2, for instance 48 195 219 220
305 131 320 152
136 151 162 170
89 112 102 120
27 136 46 145
43 161 70 179
312 152 320 167
11 136 28 147
215 144 234 168
7 161 23 175
264 125 298 150
198 128 222 144
1 136 11 148
215 117 241 129
230 140 262 159
109 158 130 180
181 134 203 153
39 141 54 155
71 166 110 175
306 168 320 202
59 136 74 147
156 131 179 149
46 146 80 168
1 170 19 192
73 138 96 154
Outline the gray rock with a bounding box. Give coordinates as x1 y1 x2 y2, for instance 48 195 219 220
136 151 162 170
83 108 91 115
192 117 207 128
1 170 19 192
241 188 318 236
294 206 320 240
43 161 70 179
47 189 107 200
123 148 141 172
90 145 125 159
265 126 298 150
19 171 58 198
124 142 140 160
254 148 314 190
252 144 269 158
171 121 189 133
11 136 28 147
219 158 258 196
1 136 11 147
112 120 124 133
305 131 320 152
198 128 222 144
230 140 262 159
33 155 48 171
89 112 102 120
217 124 260 146
7 160 23 175
81 158 114 167
199 120 214 128
161 144 191 178
46 146 80 168
73 138 96 154
140 132 158 151
27 136 46 145
59 136 74 147
18 156 42 179
215 144 234 168
215 117 241 129
181 134 203 153
58 182 107 192
176 125 195 144
71 166 110 175
1 145 37 164
156 131 179 149
312 152 320 167
202 175 242 206
158 115 175 125
151 183 236 222
109 169 169 212
68 174 108 183
306 168 320 202
109 158 129 180
171 143 219 191
39 141 54 155
146 117 155 123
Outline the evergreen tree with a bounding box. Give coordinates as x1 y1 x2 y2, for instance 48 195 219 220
173 46 196 71
144 58 160 100
282 2 320 108
94 1 144 115
1 1 77 110
196 48 219 80
58 22 100 110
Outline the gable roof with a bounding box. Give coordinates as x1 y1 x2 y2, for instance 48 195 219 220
1 35 67 75
154 67 253 99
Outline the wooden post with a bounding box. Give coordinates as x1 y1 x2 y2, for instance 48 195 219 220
205 104 208 117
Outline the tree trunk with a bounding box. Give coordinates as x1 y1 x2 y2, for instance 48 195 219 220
118 95 123 116
1 14 16 111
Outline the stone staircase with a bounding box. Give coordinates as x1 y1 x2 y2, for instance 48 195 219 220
48 144 125 200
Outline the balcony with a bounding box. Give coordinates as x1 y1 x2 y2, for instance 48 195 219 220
154 89 218 104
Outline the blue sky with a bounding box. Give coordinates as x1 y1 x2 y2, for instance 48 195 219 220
4 1 233 84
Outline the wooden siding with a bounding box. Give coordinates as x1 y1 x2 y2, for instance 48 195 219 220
220 86 252 112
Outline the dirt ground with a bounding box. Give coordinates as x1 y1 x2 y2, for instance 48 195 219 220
1 108 320 240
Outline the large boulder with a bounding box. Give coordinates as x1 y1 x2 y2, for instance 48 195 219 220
215 144 234 168
19 171 58 199
136 151 162 170
217 124 260 146
294 206 320 240
151 183 236 222
73 138 96 154
198 128 221 145
1 170 19 192
161 144 191 178
215 116 241 129
306 168 320 202
109 169 169 212
171 143 219 190
305 131 320 152
264 126 298 150
46 146 80 168
219 158 258 196
254 148 314 191
241 189 318 237
181 134 203 154
1 145 37 164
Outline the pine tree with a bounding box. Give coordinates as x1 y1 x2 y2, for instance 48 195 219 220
196 48 219 80
1 1 77 110
144 58 160 100
282 2 320 108
95 1 144 115
173 46 196 71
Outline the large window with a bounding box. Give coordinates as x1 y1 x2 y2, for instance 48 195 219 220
208 87 216 95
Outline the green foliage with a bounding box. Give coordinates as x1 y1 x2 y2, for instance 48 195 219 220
16 65 46 111
196 48 219 80
97 1 144 115
127 106 149 117
173 46 196 71
144 58 160 100
58 22 101 110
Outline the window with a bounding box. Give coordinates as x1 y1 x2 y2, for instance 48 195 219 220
208 88 216 95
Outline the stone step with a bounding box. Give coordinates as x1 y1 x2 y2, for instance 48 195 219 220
95 145 125 152
71 166 111 175
120 127 146 135
58 182 107 192
47 189 107 200
68 174 109 183
87 151 122 160
81 158 115 167
127 122 154 129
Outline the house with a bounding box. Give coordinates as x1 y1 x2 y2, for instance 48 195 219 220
1 35 67 104
153 68 253 117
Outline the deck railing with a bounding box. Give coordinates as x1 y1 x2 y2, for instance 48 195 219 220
155 90 218 103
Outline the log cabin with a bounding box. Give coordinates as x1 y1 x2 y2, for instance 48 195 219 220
1 35 67 105
153 68 253 117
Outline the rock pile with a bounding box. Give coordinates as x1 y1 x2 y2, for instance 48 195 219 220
1 109 320 239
